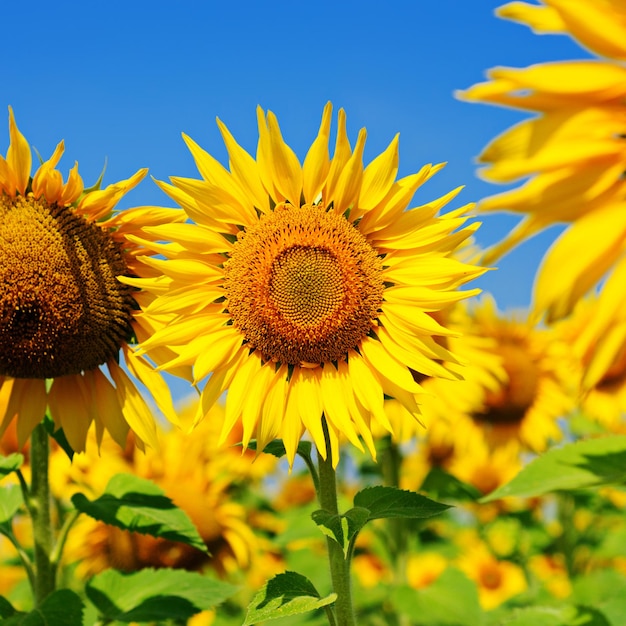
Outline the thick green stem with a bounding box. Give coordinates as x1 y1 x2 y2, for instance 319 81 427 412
28 423 56 605
317 419 356 626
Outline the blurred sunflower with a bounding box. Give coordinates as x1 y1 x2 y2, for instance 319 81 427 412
456 539 527 610
421 297 577 452
134 103 484 465
52 400 274 579
457 1 626 321
559 290 626 431
0 108 181 452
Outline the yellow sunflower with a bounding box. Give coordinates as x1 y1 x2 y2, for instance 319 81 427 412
420 297 577 452
134 103 485 465
561 295 626 430
0 108 182 452
457 1 626 321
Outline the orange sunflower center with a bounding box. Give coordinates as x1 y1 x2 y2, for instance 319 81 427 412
0 195 135 379
223 203 384 365
473 342 539 425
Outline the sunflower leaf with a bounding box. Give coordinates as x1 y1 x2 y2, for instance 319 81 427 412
0 596 16 619
0 454 23 478
482 435 626 502
243 571 336 625
0 589 84 625
71 473 208 554
247 439 313 460
43 415 74 462
353 486 452 520
0 485 24 524
311 510 347 553
85 568 237 623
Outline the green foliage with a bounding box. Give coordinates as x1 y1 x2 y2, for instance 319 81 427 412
243 571 336 625
0 454 23 478
43 415 74 462
0 485 23 524
353 485 452 519
392 569 482 625
71 472 208 553
483 435 626 501
0 589 83 625
490 605 610 626
311 507 369 554
86 568 237 623
249 439 313 460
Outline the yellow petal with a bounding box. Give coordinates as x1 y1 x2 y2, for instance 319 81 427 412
302 102 332 204
266 111 303 207
48 375 93 453
359 134 399 211
7 107 31 196
534 203 626 321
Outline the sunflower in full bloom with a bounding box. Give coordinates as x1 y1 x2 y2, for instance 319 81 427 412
134 103 485 465
0 108 181 452
457 1 626 321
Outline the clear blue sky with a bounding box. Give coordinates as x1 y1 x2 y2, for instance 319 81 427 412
4 1 588 310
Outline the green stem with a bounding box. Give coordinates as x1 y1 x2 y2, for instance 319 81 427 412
316 418 356 626
0 526 35 592
28 422 56 605
380 438 407 582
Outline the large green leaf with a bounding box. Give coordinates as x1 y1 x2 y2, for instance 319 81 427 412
0 485 24 524
353 486 451 520
71 473 207 553
483 435 626 501
0 589 83 625
0 454 23 478
243 571 336 625
392 569 482 625
86 568 237 622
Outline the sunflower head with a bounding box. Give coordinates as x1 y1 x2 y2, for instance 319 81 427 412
135 103 485 465
0 108 180 452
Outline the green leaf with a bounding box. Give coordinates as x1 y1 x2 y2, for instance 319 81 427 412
353 486 451 520
496 605 609 626
86 568 237 622
392 569 482 625
572 570 626 625
482 435 626 502
0 484 24 524
0 595 17 618
248 439 313 460
0 454 23 478
71 473 207 553
420 466 481 501
243 571 336 625
43 415 74 462
0 589 83 625
311 510 348 553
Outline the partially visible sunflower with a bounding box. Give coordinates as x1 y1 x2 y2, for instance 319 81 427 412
421 297 577 452
0 108 182 452
457 1 626 321
456 537 527 610
561 294 626 430
53 399 275 579
133 103 485 465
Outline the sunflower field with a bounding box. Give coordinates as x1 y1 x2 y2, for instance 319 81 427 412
2 1 626 625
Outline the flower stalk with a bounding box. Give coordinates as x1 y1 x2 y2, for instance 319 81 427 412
316 418 356 626
28 422 56 605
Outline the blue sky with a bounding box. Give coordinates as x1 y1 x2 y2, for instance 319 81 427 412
4 1 588 310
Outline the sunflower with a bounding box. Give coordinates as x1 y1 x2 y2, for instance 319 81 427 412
560 295 626 431
420 297 577 452
0 108 181 452
457 1 626 321
134 103 485 465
